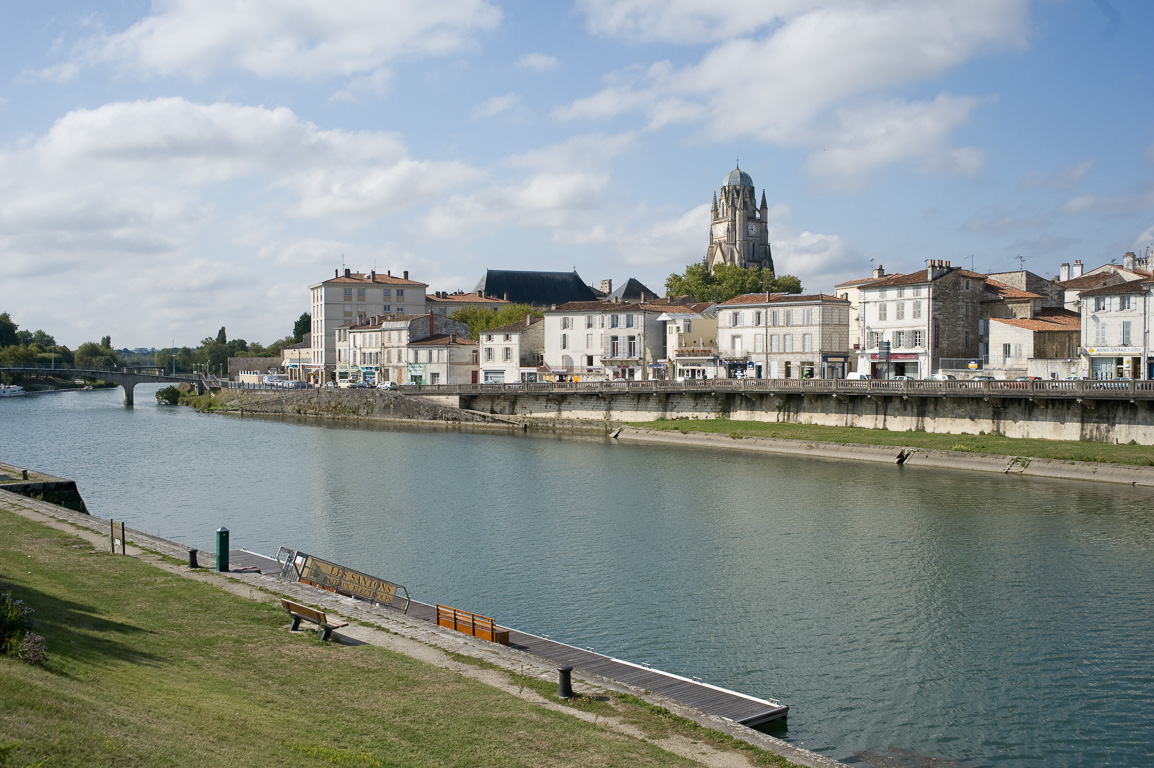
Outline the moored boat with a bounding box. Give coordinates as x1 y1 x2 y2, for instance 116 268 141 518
0 384 26 397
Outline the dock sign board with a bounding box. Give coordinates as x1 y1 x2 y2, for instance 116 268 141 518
284 550 410 613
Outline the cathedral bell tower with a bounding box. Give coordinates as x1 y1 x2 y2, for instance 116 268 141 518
704 165 773 274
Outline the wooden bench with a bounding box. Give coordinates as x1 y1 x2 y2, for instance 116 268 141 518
281 599 348 641
436 604 510 645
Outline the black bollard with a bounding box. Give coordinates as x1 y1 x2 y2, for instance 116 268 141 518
188 548 199 569
557 666 574 699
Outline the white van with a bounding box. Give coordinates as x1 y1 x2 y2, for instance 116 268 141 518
845 371 872 380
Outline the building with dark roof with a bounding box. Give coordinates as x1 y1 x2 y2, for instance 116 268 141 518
472 269 597 306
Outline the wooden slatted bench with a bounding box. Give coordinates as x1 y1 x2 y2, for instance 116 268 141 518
281 599 348 641
436 604 510 645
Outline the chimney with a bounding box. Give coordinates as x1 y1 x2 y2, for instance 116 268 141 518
1059 262 1070 281
387 269 391 277
504 292 508 301
526 314 532 327
1124 251 1136 271
335 268 339 278
1073 260 1083 278
601 279 613 294
370 270 375 280
344 268 351 277
928 259 950 280
872 265 885 279
403 270 409 280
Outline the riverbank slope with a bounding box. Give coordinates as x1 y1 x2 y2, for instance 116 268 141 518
0 487 836 768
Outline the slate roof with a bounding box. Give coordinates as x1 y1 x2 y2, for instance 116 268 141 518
473 270 597 306
606 278 658 302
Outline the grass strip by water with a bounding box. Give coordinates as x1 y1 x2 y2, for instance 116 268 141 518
0 508 802 768
635 418 1154 466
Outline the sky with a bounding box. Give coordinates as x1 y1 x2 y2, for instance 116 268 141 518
1 0 1152 349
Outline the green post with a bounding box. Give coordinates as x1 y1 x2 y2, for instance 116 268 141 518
216 526 229 572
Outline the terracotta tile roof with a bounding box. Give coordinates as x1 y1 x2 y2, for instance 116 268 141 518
1054 272 1124 289
1076 279 1153 297
485 316 542 335
426 292 510 305
547 301 614 313
323 271 426 286
835 274 902 288
990 313 1082 332
408 334 477 346
719 292 849 306
983 279 1042 300
639 301 714 313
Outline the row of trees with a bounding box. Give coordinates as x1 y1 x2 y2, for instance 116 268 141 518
0 312 89 367
152 313 311 374
0 311 311 376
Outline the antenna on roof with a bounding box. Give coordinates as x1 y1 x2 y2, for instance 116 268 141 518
1015 254 1026 269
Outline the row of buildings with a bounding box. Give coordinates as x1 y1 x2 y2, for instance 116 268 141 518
282 167 1153 385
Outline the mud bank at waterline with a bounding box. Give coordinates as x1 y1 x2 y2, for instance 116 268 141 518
209 388 515 427
615 427 1154 487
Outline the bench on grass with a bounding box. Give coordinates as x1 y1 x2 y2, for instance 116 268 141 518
281 599 348 641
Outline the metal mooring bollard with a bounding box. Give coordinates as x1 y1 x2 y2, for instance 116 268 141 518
188 548 199 569
557 666 574 698
216 527 229 572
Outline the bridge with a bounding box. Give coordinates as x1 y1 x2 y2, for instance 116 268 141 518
0 364 205 406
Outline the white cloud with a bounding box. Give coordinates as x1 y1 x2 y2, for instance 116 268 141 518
1020 160 1094 190
1058 195 1096 215
803 95 987 190
562 0 1026 185
516 52 559 72
41 0 502 82
471 93 521 120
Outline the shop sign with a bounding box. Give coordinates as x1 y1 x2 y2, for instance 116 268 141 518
1085 346 1142 356
870 353 918 361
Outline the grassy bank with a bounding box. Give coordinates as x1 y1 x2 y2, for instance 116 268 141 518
0 508 802 768
634 419 1154 466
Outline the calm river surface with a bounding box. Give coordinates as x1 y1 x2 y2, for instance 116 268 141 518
4 387 1152 767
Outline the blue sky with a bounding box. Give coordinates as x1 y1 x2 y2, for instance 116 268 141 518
1 0 1152 348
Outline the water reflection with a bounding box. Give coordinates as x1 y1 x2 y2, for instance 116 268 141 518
3 386 1152 767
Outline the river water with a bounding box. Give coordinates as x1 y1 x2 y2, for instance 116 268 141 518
4 387 1152 767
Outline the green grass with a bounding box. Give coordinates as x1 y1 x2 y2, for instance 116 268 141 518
0 509 802 768
638 418 1154 466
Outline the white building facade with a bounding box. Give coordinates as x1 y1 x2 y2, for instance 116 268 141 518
716 293 851 379
309 268 427 383
1078 280 1151 379
542 302 665 380
479 316 544 383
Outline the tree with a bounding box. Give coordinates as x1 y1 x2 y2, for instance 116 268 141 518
75 341 119 369
450 304 544 339
100 335 112 349
0 313 18 347
215 327 227 345
293 313 310 343
664 263 803 303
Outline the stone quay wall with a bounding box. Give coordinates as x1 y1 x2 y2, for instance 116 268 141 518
459 390 1154 445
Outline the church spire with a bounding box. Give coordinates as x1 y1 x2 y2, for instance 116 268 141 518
711 191 718 217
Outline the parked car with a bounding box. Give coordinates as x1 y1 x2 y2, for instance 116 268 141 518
353 380 372 388
324 381 335 389
927 373 956 381
971 375 995 381
376 381 397 390
1014 376 1041 381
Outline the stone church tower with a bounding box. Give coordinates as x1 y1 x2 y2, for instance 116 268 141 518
704 165 774 274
